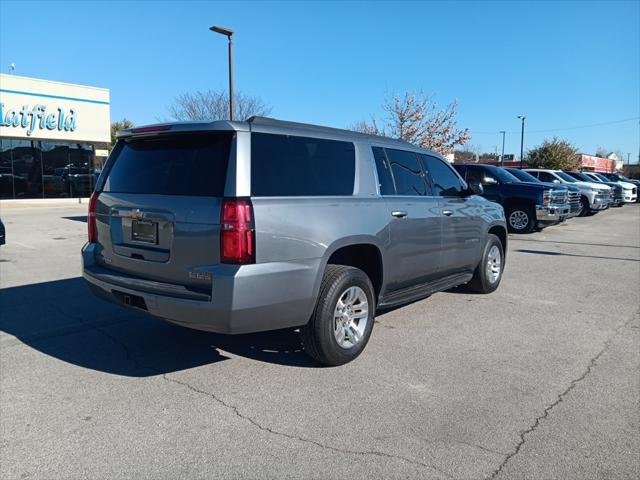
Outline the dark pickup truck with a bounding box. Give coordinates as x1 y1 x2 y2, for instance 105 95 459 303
453 164 570 233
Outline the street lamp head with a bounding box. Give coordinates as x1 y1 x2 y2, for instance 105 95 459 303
517 115 526 120
210 25 234 37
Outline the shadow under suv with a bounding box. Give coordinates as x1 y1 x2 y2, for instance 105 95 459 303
83 117 508 366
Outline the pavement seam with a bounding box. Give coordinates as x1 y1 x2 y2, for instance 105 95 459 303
487 311 639 480
92 324 457 480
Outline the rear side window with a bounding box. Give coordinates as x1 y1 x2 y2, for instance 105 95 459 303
385 148 430 196
251 133 355 196
372 147 395 195
101 133 232 196
420 154 464 197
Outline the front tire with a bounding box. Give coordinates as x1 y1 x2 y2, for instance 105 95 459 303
466 234 504 294
506 203 535 233
301 265 375 366
578 197 591 217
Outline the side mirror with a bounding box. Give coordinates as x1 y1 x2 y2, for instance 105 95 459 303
483 176 498 185
466 182 483 195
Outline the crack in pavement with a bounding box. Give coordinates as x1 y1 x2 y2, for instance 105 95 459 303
92 325 457 480
487 311 639 480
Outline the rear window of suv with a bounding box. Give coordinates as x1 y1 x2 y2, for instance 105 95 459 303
251 133 355 196
100 133 232 196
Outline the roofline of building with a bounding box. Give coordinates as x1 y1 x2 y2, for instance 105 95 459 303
0 73 109 93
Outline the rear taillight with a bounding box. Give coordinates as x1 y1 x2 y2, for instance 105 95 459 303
220 198 255 264
88 192 99 243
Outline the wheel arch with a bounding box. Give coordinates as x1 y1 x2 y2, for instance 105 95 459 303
316 237 386 305
487 224 508 264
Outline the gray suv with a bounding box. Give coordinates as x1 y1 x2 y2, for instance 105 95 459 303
83 117 508 365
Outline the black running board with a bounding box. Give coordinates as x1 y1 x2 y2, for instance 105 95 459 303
378 272 473 309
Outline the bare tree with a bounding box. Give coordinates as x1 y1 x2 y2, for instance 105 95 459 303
167 90 272 122
351 91 471 155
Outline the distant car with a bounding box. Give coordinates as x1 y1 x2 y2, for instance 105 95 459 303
595 173 638 203
0 218 5 246
453 163 569 233
566 172 624 207
525 169 611 216
504 167 582 218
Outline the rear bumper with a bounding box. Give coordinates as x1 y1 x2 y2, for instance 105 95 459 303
82 243 320 334
536 204 570 222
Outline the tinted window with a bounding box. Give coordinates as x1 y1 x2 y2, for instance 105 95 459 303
487 166 520 183
506 168 541 183
421 155 463 197
465 167 484 185
102 133 231 196
251 133 355 196
385 148 429 196
537 171 557 183
555 171 578 183
372 147 395 195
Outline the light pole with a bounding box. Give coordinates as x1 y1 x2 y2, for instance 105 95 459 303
210 25 235 121
499 130 506 166
517 115 526 168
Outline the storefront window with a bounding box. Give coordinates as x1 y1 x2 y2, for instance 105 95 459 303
42 143 70 198
0 139 14 199
0 140 95 199
10 140 43 199
68 143 95 197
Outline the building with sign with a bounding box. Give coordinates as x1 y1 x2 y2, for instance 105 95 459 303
0 74 110 199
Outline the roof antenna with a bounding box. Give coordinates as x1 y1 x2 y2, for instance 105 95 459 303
8 63 15 75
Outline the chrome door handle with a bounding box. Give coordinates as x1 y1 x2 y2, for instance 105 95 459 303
391 210 408 218
442 210 453 216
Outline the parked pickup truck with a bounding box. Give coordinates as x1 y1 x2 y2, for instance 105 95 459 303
585 172 637 204
599 173 640 202
504 167 582 218
83 116 508 366
525 169 611 216
566 172 624 207
452 163 570 233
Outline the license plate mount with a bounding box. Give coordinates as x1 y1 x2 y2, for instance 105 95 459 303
132 220 157 244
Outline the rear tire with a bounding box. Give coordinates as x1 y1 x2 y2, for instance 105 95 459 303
301 265 375 366
466 234 504 294
506 203 535 234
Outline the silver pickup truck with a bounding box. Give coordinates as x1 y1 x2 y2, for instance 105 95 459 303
83 117 508 365
525 169 611 216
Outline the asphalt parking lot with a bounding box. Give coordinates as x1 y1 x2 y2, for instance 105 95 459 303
1 203 638 480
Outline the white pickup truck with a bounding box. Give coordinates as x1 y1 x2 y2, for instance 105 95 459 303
525 169 611 216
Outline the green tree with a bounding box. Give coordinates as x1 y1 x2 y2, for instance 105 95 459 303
110 118 135 146
527 137 581 170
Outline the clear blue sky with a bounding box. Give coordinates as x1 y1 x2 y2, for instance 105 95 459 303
1 0 638 159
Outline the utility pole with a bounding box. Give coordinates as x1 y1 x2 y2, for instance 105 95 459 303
499 131 506 166
517 115 526 168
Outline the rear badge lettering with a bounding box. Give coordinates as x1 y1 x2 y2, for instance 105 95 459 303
188 271 212 281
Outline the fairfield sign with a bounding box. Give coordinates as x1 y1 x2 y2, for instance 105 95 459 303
0 74 110 143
